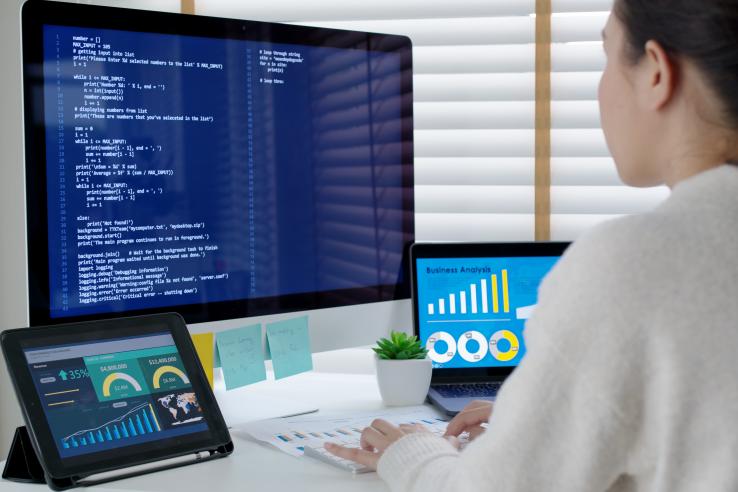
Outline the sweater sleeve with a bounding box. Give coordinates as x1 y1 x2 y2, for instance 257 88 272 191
377 222 649 492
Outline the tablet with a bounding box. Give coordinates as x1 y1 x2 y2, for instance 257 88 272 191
1 313 232 489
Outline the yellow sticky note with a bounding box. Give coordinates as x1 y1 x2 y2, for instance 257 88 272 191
191 333 214 389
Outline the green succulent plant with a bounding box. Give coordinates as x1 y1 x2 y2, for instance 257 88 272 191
373 331 428 360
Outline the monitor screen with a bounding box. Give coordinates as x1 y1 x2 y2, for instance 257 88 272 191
415 256 561 369
24 332 208 460
23 1 414 325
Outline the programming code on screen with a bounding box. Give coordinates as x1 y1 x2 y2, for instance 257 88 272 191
43 25 406 318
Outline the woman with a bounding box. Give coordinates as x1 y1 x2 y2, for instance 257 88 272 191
326 0 738 490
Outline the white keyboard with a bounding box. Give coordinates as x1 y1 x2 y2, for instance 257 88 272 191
302 426 467 474
303 444 372 474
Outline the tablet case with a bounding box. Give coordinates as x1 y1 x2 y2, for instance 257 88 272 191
1 312 234 490
2 426 47 484
2 424 234 490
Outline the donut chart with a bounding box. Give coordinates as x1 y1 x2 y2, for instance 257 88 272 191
101 372 143 397
152 365 190 389
457 331 488 363
489 330 520 362
426 331 456 364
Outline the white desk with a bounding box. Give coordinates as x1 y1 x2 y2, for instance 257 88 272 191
0 348 396 492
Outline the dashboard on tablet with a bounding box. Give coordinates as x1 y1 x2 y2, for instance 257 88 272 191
23 333 208 459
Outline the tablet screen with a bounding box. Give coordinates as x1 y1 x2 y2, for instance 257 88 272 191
23 332 209 459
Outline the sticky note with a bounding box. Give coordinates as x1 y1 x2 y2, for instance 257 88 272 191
216 324 266 390
214 340 222 368
191 333 214 389
265 316 313 380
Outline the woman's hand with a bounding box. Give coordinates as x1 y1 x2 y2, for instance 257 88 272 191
324 419 431 470
325 401 493 469
444 400 493 441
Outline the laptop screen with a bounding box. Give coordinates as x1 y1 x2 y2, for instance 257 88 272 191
415 256 561 369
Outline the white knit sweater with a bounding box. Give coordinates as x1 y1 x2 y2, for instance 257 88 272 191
378 165 738 491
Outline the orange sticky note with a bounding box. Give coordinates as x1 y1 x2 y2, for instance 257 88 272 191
191 333 214 389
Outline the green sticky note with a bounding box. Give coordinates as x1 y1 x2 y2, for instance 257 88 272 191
216 324 266 390
214 340 222 369
265 316 313 380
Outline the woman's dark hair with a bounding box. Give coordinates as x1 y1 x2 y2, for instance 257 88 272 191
615 0 738 129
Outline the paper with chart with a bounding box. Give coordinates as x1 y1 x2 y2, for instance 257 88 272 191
237 405 449 457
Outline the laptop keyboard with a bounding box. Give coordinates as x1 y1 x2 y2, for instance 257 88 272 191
433 382 502 398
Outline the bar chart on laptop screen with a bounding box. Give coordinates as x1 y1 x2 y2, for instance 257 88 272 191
416 257 560 369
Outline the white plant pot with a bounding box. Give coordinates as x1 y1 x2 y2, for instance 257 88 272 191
375 355 432 406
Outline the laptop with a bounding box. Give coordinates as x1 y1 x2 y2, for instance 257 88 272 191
410 242 570 415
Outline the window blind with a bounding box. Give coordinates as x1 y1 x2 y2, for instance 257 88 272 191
96 0 671 243
550 0 670 240
67 0 181 12
195 0 539 242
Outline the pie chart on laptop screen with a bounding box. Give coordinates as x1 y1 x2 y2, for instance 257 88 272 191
417 256 560 369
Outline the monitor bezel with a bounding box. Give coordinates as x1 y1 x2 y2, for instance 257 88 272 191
22 0 415 326
410 242 571 383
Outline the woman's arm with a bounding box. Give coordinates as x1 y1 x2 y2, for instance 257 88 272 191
330 222 649 491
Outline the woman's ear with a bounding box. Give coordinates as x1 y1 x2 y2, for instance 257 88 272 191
639 40 677 110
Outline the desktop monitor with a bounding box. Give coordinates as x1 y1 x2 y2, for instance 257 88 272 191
21 0 414 330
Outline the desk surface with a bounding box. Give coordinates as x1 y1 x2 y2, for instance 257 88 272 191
0 348 394 492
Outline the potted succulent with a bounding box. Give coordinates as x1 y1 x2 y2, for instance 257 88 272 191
373 331 432 406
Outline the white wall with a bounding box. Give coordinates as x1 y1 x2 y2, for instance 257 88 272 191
0 0 29 458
